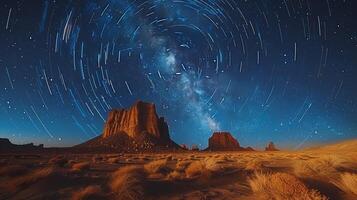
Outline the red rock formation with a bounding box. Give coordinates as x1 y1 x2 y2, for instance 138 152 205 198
207 132 241 151
77 101 180 152
265 142 279 151
206 132 254 151
103 101 169 141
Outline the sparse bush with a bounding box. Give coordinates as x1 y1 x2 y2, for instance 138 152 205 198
2 167 56 191
332 173 357 196
175 161 191 172
49 155 67 167
167 170 185 181
293 155 344 178
108 157 120 164
248 172 327 200
71 162 90 172
0 165 28 177
71 185 103 200
144 159 171 174
203 157 223 172
185 161 209 178
110 166 146 200
92 155 103 163
245 159 267 172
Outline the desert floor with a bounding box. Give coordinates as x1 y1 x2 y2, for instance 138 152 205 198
0 145 357 200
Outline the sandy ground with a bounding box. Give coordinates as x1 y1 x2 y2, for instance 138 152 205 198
0 141 356 200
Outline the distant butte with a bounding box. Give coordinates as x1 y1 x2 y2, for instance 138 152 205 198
103 101 170 141
0 138 43 153
265 141 279 151
206 132 254 151
76 101 181 152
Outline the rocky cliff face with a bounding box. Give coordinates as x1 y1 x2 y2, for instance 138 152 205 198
265 142 279 151
208 132 240 150
103 101 169 141
206 132 255 151
77 101 180 152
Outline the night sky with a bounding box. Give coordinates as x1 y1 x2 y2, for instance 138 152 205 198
1 0 356 149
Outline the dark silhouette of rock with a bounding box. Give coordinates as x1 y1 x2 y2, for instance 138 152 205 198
0 138 44 152
245 146 255 151
191 145 199 151
265 142 279 151
206 132 254 151
76 101 181 152
180 144 189 150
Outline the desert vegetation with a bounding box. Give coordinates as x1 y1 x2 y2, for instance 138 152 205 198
0 141 356 200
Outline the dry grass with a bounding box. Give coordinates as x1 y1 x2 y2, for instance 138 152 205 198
167 170 185 181
293 155 344 178
332 173 357 196
144 159 171 174
203 157 223 172
185 161 211 179
245 159 267 172
249 172 327 200
0 165 28 177
71 185 103 200
49 155 68 167
110 166 146 200
71 162 91 172
1 167 56 191
92 155 103 163
175 160 191 172
108 157 120 164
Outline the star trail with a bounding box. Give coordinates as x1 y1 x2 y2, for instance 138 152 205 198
0 0 356 149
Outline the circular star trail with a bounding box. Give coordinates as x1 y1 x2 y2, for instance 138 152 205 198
0 0 356 148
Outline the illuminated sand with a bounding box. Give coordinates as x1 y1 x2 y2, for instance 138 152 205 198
0 140 356 200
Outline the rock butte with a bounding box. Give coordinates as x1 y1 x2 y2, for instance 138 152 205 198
206 132 254 151
0 101 279 153
103 101 170 141
265 141 279 151
76 101 180 152
0 138 43 153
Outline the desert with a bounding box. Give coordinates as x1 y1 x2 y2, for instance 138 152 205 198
1 102 356 200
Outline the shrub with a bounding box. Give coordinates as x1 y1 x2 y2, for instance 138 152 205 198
144 159 171 174
293 155 344 178
49 156 68 167
245 159 266 172
0 165 27 177
332 173 357 196
185 161 209 178
175 161 191 172
110 166 146 200
71 162 90 172
71 185 102 200
2 167 56 191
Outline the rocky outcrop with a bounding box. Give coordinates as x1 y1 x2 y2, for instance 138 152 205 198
77 101 181 152
191 145 200 151
103 101 169 141
0 138 44 152
265 142 279 151
206 132 253 151
180 144 189 150
208 132 240 150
